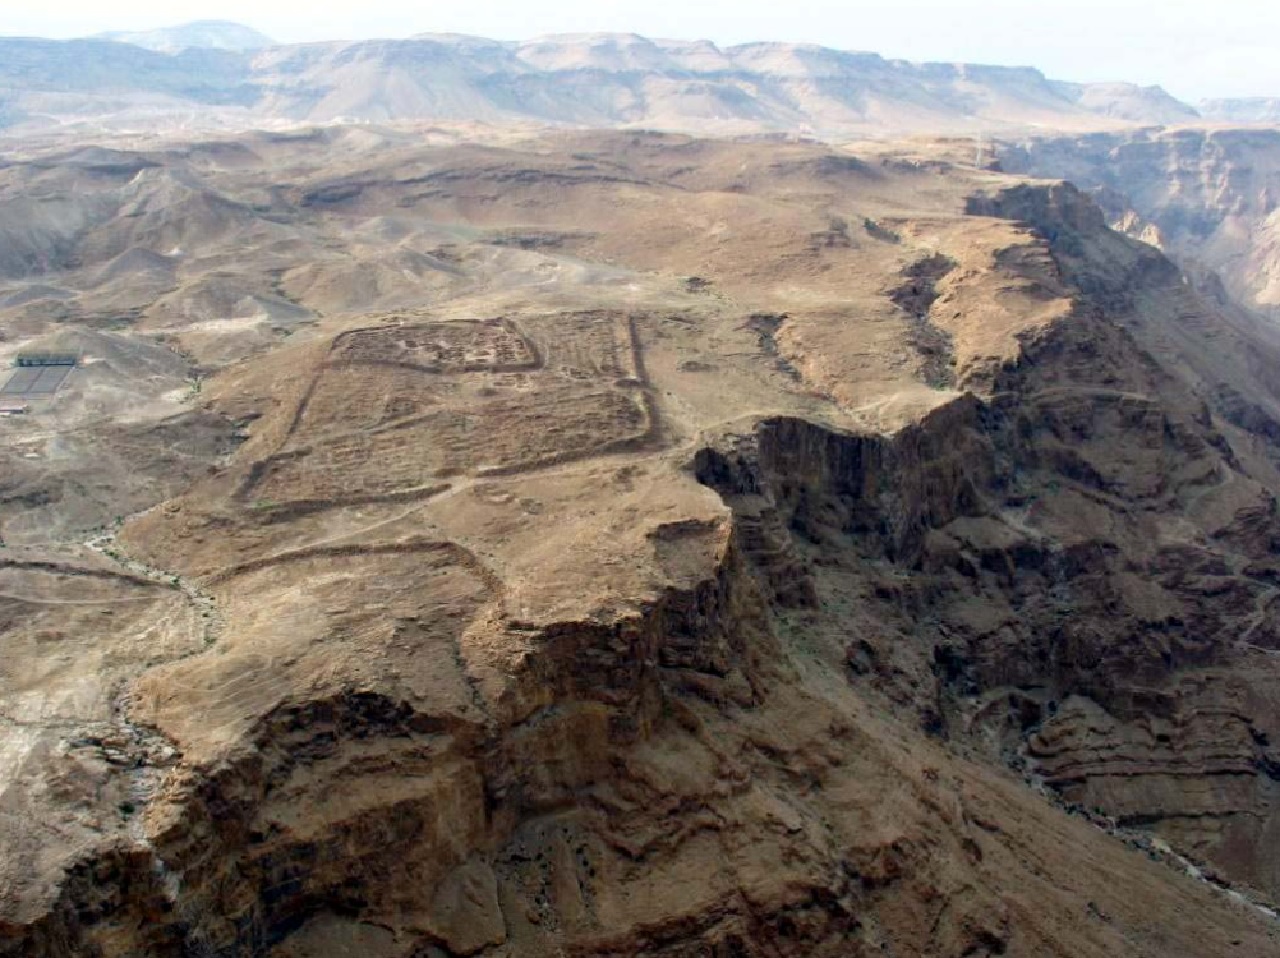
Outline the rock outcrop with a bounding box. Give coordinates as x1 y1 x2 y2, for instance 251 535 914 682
711 177 1280 904
1001 128 1280 325
1200 98 1280 124
2 130 1280 957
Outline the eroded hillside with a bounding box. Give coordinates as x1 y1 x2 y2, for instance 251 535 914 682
2 128 1280 956
0 33 1197 136
1001 127 1280 324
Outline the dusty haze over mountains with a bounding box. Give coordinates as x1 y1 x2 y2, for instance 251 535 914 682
9 0 1280 99
5 14 1280 958
92 20 276 54
0 24 1251 137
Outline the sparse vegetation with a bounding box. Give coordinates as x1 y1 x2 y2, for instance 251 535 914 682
863 216 901 243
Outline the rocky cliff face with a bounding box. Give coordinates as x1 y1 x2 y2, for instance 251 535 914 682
3 131 1280 957
1200 99 1280 123
1000 128 1280 326
680 179 1280 907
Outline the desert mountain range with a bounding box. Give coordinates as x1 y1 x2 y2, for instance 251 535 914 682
5 19 1280 958
0 25 1236 135
92 20 276 55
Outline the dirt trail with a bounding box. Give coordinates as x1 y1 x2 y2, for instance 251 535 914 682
0 591 154 606
86 524 223 649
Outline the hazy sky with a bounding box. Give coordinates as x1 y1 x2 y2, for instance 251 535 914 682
2 0 1278 101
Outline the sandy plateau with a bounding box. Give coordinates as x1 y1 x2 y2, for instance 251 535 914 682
2 126 1280 956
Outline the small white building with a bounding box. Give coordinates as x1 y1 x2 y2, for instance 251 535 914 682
0 403 30 416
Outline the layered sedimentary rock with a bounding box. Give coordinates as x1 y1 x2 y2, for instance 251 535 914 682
1001 128 1280 325
0 31 1200 136
2 130 1280 956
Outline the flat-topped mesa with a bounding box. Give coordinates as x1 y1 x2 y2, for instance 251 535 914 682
699 177 1280 904
4 512 760 956
5 131 1280 957
0 31 1208 135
